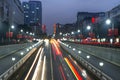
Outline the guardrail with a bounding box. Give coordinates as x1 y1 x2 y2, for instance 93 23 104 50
0 41 43 80
60 41 112 80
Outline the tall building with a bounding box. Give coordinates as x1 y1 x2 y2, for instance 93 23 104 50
22 1 42 35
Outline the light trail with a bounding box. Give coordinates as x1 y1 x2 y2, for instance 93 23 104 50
64 57 83 80
59 65 66 80
32 48 44 80
51 39 62 56
68 55 92 80
51 44 57 60
50 45 54 80
41 56 46 80
24 47 42 80
51 39 66 80
53 39 60 47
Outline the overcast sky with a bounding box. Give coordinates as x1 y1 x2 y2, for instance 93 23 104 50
21 0 120 34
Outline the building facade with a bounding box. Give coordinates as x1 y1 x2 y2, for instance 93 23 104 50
95 4 120 40
108 4 120 37
0 0 24 26
77 12 105 38
22 1 42 35
55 23 77 39
0 0 24 43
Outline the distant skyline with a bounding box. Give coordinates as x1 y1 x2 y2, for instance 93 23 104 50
21 0 120 34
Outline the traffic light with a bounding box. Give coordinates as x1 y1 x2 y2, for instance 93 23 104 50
91 17 95 24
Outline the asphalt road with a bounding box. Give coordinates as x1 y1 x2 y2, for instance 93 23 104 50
51 39 89 80
51 44 62 80
43 40 52 80
62 41 120 80
3 39 119 80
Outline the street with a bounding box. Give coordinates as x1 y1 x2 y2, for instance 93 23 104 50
0 39 120 80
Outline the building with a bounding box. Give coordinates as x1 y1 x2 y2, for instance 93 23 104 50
77 12 105 38
55 23 77 39
95 4 120 40
108 4 120 36
0 0 24 26
0 0 24 43
56 23 77 34
22 1 42 35
22 2 29 24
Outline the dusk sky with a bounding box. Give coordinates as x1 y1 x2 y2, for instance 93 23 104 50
21 0 120 34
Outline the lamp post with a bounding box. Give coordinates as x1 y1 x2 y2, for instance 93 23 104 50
77 29 80 33
106 19 114 30
105 19 114 43
59 32 62 35
71 31 74 35
9 25 15 42
106 19 111 25
11 25 15 29
20 29 23 33
87 25 91 30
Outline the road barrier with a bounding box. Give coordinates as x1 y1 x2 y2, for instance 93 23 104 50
59 41 112 80
0 41 43 80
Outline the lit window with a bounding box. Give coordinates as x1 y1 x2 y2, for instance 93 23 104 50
32 11 35 13
36 7 39 9
26 15 28 17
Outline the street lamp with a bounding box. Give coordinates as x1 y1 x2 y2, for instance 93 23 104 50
106 19 111 25
78 51 82 54
30 32 32 35
86 55 90 59
77 30 80 33
59 32 62 35
20 52 24 56
71 31 74 34
99 62 104 67
8 25 15 42
11 25 15 29
21 29 23 32
105 19 115 43
87 25 91 30
73 48 76 51
12 57 16 61
26 31 29 34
